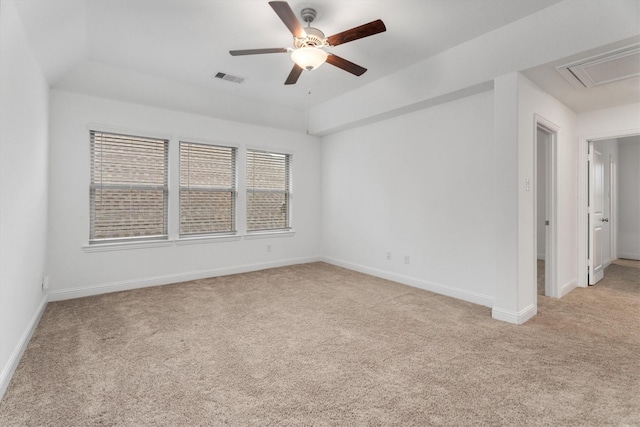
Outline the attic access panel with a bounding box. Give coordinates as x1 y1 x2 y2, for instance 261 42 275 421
557 44 640 89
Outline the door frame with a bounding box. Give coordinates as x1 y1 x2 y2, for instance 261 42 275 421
534 115 558 298
578 128 640 287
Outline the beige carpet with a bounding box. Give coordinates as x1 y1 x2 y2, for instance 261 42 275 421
537 259 545 295
1 261 638 426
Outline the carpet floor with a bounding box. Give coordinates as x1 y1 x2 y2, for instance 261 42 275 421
1 260 638 426
537 259 545 295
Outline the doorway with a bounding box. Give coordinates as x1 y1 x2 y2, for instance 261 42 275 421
535 117 558 298
578 132 640 287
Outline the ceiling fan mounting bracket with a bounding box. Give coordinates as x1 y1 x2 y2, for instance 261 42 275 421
300 8 317 24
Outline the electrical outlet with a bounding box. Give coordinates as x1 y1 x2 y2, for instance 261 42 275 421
386 252 392 261
404 255 410 265
41 276 49 290
267 244 272 253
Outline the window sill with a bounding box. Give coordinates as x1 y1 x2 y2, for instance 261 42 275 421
176 235 241 246
83 231 294 252
83 240 173 252
244 230 295 240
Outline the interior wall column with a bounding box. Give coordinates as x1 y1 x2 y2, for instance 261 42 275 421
492 72 536 324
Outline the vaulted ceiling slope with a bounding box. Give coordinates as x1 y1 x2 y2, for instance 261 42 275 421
11 0 640 134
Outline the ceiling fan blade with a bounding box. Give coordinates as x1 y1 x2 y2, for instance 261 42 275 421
284 64 303 85
269 1 306 39
229 48 289 56
327 19 386 47
326 54 367 76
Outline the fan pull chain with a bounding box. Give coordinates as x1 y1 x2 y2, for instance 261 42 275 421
306 87 311 135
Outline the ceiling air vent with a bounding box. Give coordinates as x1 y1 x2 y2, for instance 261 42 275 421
214 72 246 84
556 44 640 89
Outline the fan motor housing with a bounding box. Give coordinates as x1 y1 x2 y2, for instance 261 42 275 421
294 27 326 48
294 7 326 48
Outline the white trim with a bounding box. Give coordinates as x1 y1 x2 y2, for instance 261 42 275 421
244 230 295 240
175 136 240 150
0 294 49 400
618 253 640 261
610 156 617 262
578 136 589 287
492 303 537 324
83 240 173 252
48 256 320 302
559 279 578 298
175 235 241 245
245 144 295 156
321 257 494 308
534 115 559 299
83 231 297 251
86 123 173 142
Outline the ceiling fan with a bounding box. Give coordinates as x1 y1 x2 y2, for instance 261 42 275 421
229 1 386 85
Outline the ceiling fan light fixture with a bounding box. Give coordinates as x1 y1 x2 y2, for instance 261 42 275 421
291 47 328 71
230 2 386 84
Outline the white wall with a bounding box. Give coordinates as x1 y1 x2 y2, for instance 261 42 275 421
47 90 321 299
521 75 579 298
321 75 581 323
493 73 578 324
0 1 50 397
618 139 640 259
577 103 640 138
320 90 495 307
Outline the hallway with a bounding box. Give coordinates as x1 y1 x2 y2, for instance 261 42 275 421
537 258 639 296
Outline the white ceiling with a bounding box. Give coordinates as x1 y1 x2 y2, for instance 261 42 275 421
12 0 639 131
523 37 640 114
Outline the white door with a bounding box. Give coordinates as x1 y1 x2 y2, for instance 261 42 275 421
588 142 606 285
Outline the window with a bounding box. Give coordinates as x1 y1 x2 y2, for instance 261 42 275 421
246 149 292 232
90 131 168 243
180 142 237 236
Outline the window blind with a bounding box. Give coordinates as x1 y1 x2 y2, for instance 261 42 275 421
180 142 237 236
90 131 168 243
246 149 291 231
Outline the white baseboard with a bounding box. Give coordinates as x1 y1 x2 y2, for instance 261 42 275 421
48 256 321 302
0 294 49 401
618 253 640 261
559 279 578 297
321 257 494 308
492 303 536 324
